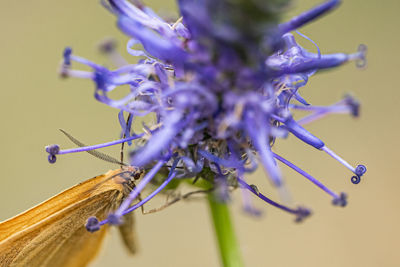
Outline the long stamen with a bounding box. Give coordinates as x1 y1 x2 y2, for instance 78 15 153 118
279 0 341 34
89 158 179 231
100 171 178 227
45 134 145 163
121 157 181 216
292 95 360 125
122 171 177 216
58 134 144 154
272 153 347 206
237 177 311 222
320 146 366 184
238 173 261 216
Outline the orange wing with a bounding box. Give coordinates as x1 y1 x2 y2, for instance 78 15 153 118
0 169 128 267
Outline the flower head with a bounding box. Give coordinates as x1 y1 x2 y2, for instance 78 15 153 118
47 0 367 228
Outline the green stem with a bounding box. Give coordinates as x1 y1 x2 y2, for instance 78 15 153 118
207 195 243 267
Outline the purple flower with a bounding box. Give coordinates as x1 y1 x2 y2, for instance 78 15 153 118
47 0 367 228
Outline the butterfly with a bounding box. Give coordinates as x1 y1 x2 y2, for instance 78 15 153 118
0 166 144 267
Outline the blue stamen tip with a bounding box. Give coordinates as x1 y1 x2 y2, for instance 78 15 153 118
45 144 60 164
351 175 361 184
45 144 60 154
47 154 57 164
98 38 117 54
355 44 367 69
355 164 367 176
63 47 72 65
351 165 366 184
107 213 123 225
294 206 312 223
85 216 100 232
344 95 360 117
332 192 347 207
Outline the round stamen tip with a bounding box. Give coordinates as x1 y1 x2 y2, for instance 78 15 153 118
63 47 72 65
355 44 367 69
45 144 60 164
107 213 123 225
351 164 366 184
48 154 57 164
332 192 348 207
344 94 360 117
85 216 100 233
351 175 361 184
98 38 117 54
45 144 60 154
355 164 367 176
294 206 312 223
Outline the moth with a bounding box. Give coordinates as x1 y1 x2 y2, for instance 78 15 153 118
0 166 144 267
0 126 204 266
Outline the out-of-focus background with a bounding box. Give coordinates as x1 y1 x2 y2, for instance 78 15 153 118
0 0 398 266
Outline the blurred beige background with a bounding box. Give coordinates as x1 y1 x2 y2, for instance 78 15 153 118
0 0 399 266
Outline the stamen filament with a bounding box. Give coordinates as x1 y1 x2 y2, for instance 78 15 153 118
272 152 338 199
57 133 145 155
321 146 356 173
122 172 177 216
237 177 297 214
238 173 261 216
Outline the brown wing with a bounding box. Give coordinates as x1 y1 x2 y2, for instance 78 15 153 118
117 211 138 254
0 169 126 267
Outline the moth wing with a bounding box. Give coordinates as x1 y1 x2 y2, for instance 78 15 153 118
0 169 126 267
117 211 138 254
0 169 123 241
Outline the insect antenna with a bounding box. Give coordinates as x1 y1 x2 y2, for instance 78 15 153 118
59 129 127 166
142 188 213 214
118 113 147 211
120 113 132 169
